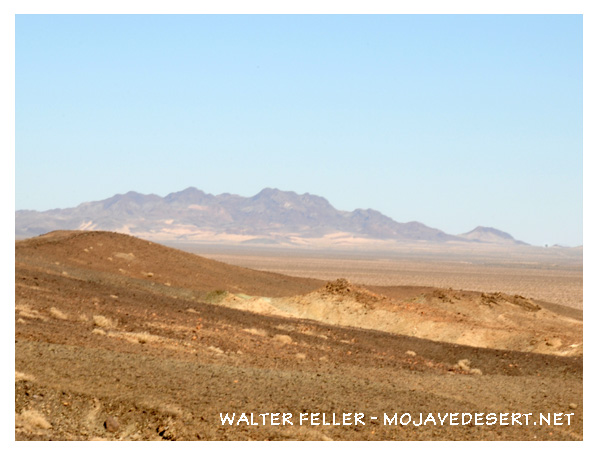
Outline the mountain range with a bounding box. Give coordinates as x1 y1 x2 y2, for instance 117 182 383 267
15 187 528 246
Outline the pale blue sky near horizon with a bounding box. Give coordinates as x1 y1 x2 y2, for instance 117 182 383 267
15 14 583 246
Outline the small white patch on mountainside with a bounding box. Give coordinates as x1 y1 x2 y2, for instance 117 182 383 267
459 226 528 245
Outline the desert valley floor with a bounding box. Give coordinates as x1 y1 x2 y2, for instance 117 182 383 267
15 231 583 440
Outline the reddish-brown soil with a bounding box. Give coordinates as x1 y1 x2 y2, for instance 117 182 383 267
15 231 582 441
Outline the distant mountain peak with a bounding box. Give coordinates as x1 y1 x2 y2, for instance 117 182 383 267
255 187 281 195
468 226 514 237
460 226 528 245
252 187 288 200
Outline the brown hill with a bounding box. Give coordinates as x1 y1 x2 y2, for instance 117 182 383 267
16 230 322 298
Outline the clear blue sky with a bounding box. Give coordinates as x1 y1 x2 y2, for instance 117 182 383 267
15 14 582 246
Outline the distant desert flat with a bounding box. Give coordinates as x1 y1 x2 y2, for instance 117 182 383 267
171 241 583 311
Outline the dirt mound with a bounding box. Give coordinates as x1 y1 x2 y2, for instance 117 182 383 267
319 278 389 307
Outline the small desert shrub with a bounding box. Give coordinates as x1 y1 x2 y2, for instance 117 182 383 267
204 290 228 303
156 403 184 418
273 334 293 345
105 330 161 345
136 331 153 344
49 307 69 320
16 303 47 321
207 345 224 355
93 315 117 329
243 328 268 337
454 358 483 375
15 371 35 382
16 409 52 431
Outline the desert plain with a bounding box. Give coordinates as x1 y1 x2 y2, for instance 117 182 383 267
15 231 583 440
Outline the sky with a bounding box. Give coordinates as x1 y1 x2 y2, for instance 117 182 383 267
15 13 583 246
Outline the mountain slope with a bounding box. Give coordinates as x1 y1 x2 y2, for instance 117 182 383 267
459 226 529 246
16 188 525 245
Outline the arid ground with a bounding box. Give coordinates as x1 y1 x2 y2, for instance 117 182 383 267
15 231 582 440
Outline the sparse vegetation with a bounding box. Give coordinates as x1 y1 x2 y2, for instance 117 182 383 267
93 315 117 329
204 290 228 303
135 331 153 344
106 330 162 345
272 334 293 344
243 328 268 337
15 371 36 382
16 409 52 432
16 303 48 321
454 359 483 375
49 306 69 320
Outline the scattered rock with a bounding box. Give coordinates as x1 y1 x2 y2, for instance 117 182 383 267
321 278 386 307
114 252 136 261
405 350 417 357
104 416 120 432
480 292 540 311
156 424 176 440
569 403 578 410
